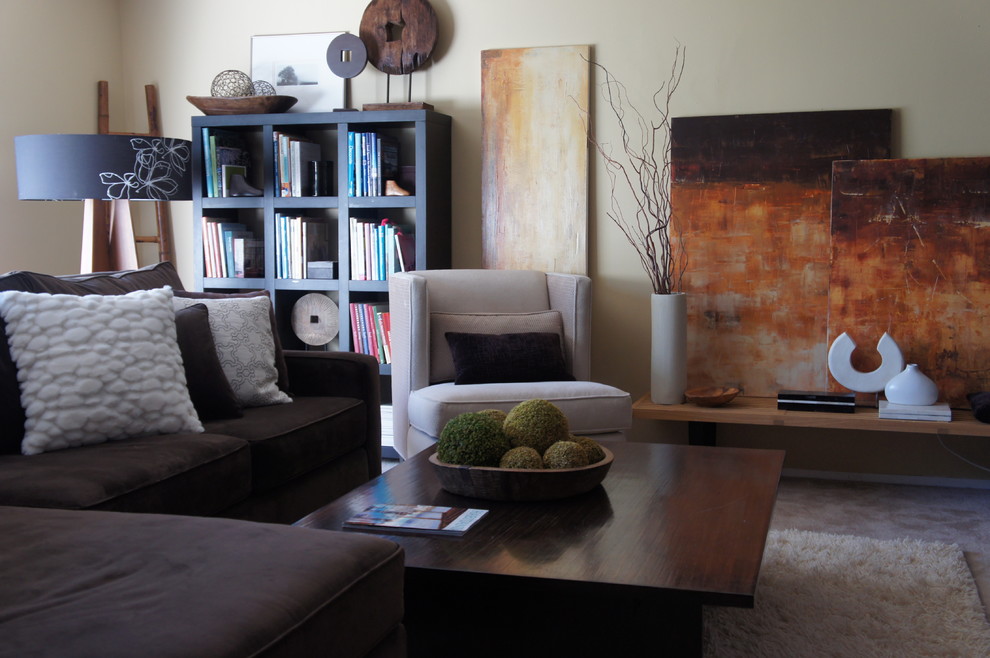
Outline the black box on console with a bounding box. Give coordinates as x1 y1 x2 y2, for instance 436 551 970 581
777 390 856 413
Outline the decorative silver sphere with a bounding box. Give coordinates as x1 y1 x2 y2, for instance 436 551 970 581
211 70 254 97
252 80 276 96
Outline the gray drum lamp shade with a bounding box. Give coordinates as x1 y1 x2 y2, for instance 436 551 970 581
15 134 192 201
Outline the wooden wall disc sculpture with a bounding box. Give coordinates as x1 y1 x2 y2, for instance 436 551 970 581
291 293 339 347
360 0 438 75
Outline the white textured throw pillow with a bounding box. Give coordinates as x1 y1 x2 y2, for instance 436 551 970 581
173 295 291 407
0 287 204 456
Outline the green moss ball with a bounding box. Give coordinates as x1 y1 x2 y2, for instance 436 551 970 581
570 436 606 464
477 408 508 425
503 399 570 455
499 446 544 469
437 412 511 466
543 440 590 469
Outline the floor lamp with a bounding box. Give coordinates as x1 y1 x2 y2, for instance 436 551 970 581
14 134 192 273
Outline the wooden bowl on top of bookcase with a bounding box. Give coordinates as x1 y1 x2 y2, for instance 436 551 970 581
186 95 298 115
428 447 614 502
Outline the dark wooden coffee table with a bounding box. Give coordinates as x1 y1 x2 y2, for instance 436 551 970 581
296 441 784 657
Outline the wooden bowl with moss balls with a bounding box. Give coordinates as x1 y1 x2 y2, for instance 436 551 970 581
428 446 614 502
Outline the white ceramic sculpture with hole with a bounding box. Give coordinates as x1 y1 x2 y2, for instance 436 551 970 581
827 332 905 393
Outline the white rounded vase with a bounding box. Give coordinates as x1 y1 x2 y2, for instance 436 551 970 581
884 364 938 406
650 292 687 405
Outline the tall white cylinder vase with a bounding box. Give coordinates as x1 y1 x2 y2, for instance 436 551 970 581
651 292 687 404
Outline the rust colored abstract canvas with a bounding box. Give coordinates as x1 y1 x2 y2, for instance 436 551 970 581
481 45 590 274
671 110 892 397
829 157 990 407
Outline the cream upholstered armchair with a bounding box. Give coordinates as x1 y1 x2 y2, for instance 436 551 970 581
388 269 632 458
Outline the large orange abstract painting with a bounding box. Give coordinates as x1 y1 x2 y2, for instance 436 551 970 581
481 45 589 274
671 110 892 397
829 157 990 407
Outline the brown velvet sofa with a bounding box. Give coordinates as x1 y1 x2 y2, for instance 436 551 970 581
0 263 405 658
0 262 381 523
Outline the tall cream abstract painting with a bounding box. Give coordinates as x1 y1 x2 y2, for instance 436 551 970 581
481 45 589 274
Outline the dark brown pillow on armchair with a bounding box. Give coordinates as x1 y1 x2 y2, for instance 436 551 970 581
444 331 575 385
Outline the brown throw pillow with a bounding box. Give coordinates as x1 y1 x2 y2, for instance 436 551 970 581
174 289 290 393
445 332 575 385
174 304 242 421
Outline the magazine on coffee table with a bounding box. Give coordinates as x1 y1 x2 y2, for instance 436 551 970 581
343 504 488 536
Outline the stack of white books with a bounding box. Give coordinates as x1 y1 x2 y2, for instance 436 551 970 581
878 400 952 422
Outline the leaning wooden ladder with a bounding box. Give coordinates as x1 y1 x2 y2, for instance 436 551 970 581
83 81 174 272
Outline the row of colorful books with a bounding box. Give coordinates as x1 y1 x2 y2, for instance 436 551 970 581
201 129 252 198
347 131 399 197
202 218 263 278
275 215 331 280
349 218 415 280
273 131 322 197
350 302 391 365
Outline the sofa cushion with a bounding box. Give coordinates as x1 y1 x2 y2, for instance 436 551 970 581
174 289 290 392
205 395 368 493
0 506 405 658
429 311 564 383
174 303 242 421
0 263 186 454
0 433 250 515
173 294 291 408
0 261 184 296
408 380 632 439
0 287 203 455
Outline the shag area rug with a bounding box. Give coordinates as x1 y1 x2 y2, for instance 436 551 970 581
704 529 990 657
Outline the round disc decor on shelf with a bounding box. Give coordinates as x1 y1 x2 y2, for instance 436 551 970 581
359 0 439 75
291 294 339 347
326 33 369 79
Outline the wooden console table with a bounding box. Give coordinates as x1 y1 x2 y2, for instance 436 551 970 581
632 394 990 446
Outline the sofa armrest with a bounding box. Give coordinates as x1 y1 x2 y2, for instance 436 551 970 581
284 350 382 478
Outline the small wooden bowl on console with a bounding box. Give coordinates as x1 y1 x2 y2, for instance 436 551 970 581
684 386 740 407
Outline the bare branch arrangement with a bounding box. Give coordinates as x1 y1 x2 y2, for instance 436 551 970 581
583 47 686 295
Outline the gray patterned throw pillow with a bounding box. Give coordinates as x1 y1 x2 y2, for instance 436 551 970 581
173 295 291 408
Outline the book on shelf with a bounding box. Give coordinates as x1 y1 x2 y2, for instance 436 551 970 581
395 229 415 272
290 138 321 197
349 218 405 280
276 215 331 279
349 302 391 364
878 400 952 421
202 218 259 278
241 239 264 278
347 131 399 197
273 132 321 197
342 504 488 537
202 129 251 198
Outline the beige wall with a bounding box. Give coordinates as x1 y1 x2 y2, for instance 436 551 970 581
0 0 124 274
4 0 990 480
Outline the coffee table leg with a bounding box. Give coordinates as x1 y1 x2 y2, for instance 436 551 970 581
688 420 717 446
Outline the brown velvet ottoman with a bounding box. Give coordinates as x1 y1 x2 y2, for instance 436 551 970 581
0 506 405 658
